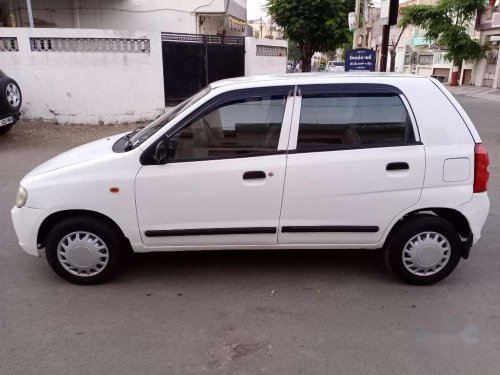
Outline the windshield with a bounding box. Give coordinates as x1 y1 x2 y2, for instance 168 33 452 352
126 86 212 150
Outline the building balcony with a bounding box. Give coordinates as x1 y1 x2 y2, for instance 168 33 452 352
478 5 500 31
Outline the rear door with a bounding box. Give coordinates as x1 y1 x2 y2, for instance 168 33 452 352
278 84 425 245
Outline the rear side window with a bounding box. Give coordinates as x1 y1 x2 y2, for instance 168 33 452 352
297 93 415 151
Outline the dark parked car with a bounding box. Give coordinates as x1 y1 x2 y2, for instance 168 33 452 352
0 69 22 135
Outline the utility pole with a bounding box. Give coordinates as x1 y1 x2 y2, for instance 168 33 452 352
352 0 361 49
73 0 80 28
380 25 390 72
379 0 399 72
26 0 34 27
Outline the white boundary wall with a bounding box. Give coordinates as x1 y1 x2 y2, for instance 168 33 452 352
245 38 287 76
0 27 165 124
0 28 287 125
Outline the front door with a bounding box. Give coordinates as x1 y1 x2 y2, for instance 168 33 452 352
279 84 425 245
136 87 293 248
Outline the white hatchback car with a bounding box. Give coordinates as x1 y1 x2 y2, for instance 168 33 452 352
12 74 489 285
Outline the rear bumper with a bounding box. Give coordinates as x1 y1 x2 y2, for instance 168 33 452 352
458 193 490 246
11 206 46 256
461 231 473 259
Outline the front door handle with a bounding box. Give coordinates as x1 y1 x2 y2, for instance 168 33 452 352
243 171 266 180
386 162 409 171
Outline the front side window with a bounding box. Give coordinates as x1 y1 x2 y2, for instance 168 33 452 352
297 93 415 151
127 86 212 150
168 94 286 161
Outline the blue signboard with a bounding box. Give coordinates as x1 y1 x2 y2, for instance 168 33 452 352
345 48 376 72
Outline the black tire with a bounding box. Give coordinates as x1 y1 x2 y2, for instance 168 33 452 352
0 124 12 135
384 215 462 285
0 77 22 112
45 216 124 285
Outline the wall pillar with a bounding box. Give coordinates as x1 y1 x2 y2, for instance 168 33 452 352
493 54 500 89
474 58 487 87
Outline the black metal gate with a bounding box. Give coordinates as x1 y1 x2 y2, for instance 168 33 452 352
161 33 245 105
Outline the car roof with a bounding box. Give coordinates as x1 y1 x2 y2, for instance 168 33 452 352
209 72 428 90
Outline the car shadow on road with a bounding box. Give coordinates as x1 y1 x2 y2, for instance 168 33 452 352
118 248 394 285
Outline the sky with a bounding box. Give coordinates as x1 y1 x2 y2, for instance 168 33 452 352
247 0 267 21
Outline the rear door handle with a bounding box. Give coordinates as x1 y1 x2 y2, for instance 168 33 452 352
386 162 409 171
243 171 266 180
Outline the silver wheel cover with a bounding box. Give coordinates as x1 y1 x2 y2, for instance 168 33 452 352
402 231 451 276
6 83 20 107
57 232 109 277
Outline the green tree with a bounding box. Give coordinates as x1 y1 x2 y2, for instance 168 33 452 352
399 0 484 85
266 0 355 72
288 40 301 61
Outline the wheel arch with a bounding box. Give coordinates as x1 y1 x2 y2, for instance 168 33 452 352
37 209 129 250
384 207 472 245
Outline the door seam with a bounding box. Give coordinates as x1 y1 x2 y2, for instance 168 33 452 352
276 91 297 243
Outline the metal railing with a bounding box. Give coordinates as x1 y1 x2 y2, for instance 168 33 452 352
161 32 244 46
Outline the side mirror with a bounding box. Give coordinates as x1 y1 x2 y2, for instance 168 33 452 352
153 138 168 164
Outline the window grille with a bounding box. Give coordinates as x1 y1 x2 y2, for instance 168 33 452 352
0 37 19 52
256 45 287 57
30 38 150 53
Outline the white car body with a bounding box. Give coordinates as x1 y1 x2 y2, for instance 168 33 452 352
12 74 489 262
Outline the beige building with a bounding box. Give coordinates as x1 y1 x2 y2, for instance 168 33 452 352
365 0 476 84
247 18 284 39
475 0 500 88
0 0 247 36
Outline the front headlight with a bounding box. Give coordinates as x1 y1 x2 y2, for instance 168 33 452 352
15 185 28 208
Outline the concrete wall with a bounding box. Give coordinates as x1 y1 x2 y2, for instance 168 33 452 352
0 27 165 124
0 27 288 125
245 38 287 76
13 0 232 31
227 0 247 21
11 0 247 32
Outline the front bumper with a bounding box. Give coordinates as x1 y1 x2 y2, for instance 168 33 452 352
0 113 19 128
11 206 46 256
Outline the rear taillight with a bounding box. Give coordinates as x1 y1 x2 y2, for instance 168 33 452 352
474 143 489 193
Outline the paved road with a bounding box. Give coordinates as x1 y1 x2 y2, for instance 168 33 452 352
1 96 499 374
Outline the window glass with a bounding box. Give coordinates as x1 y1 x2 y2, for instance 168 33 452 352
169 95 286 161
128 86 211 149
297 93 415 150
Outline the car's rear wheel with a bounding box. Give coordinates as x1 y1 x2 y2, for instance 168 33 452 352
0 77 22 113
385 215 462 285
45 216 123 284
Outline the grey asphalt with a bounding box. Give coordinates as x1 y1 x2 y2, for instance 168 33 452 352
1 95 499 374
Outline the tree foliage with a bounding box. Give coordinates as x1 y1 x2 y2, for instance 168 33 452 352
266 0 355 71
288 40 301 61
399 0 484 64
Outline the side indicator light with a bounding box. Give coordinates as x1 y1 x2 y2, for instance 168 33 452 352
109 187 120 193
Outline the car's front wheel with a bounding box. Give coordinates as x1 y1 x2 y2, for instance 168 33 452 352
45 216 123 284
0 77 22 113
385 215 462 285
